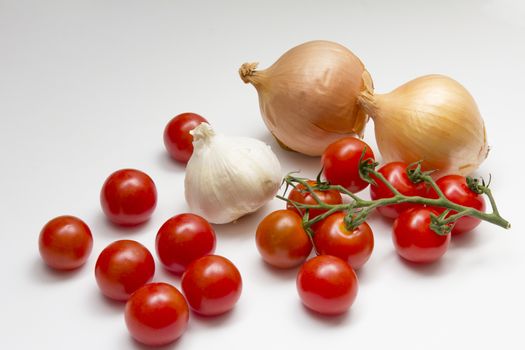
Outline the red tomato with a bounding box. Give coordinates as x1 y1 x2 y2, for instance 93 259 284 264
370 162 428 219
322 137 375 193
95 240 155 301
163 112 208 163
38 215 93 270
297 255 358 315
100 169 157 226
433 175 486 235
392 208 451 263
181 255 242 316
156 213 216 275
287 181 343 220
256 210 312 269
125 283 189 346
313 213 374 270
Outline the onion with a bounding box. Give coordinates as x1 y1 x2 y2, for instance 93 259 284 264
239 40 373 156
359 75 488 176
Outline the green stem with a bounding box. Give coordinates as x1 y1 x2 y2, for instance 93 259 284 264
280 169 511 234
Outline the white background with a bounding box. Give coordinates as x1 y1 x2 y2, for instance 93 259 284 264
1 1 524 349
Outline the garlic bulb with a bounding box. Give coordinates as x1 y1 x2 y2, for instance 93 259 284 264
359 75 488 177
184 123 282 224
239 40 373 156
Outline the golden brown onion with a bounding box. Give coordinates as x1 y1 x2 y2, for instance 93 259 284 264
239 40 373 156
359 75 488 176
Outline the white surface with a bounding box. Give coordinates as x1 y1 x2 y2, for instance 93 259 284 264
1 1 524 349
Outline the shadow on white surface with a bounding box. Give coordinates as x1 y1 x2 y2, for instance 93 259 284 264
396 254 449 276
257 258 300 282
127 335 181 350
212 207 270 240
300 303 353 326
30 257 87 283
156 150 186 173
91 212 153 237
190 307 237 329
89 288 126 315
450 230 481 249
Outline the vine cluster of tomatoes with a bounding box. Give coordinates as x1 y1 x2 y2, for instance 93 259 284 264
38 113 242 347
255 137 510 315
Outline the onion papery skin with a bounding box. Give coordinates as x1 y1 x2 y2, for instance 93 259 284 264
360 75 488 177
240 40 373 156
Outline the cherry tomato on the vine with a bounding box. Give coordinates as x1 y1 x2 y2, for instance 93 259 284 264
370 162 428 219
287 181 343 220
95 240 155 301
163 112 208 163
100 169 157 226
256 210 312 269
297 255 358 315
392 208 450 263
322 137 375 193
313 212 374 270
156 213 216 275
181 255 242 316
125 283 189 346
38 215 93 270
432 175 486 235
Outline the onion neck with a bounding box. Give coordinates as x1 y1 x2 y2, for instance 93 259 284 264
358 91 380 120
239 62 260 84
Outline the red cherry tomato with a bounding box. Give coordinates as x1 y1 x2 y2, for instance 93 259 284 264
313 212 374 270
38 215 93 270
163 112 208 163
322 137 375 193
181 255 242 316
287 181 343 220
95 240 155 301
392 208 450 263
156 213 216 275
433 175 486 235
297 255 358 315
100 169 157 226
370 162 428 219
256 210 312 269
125 283 189 346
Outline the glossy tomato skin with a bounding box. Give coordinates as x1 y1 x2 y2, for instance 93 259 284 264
370 162 428 219
313 213 374 270
156 213 216 275
95 240 155 301
322 137 375 193
434 175 486 235
297 255 358 315
125 283 189 346
181 255 242 316
163 113 208 163
100 169 157 226
256 210 312 269
392 208 451 263
287 181 343 220
38 215 93 270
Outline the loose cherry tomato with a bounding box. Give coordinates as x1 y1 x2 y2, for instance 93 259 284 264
156 213 216 275
256 210 312 269
370 162 428 219
38 215 93 270
163 112 208 163
433 175 486 235
181 255 242 316
392 208 450 263
100 169 157 226
322 137 375 193
297 255 358 315
287 181 343 220
125 283 189 346
313 212 374 270
95 240 155 301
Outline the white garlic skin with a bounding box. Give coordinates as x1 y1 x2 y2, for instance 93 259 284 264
184 123 282 224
